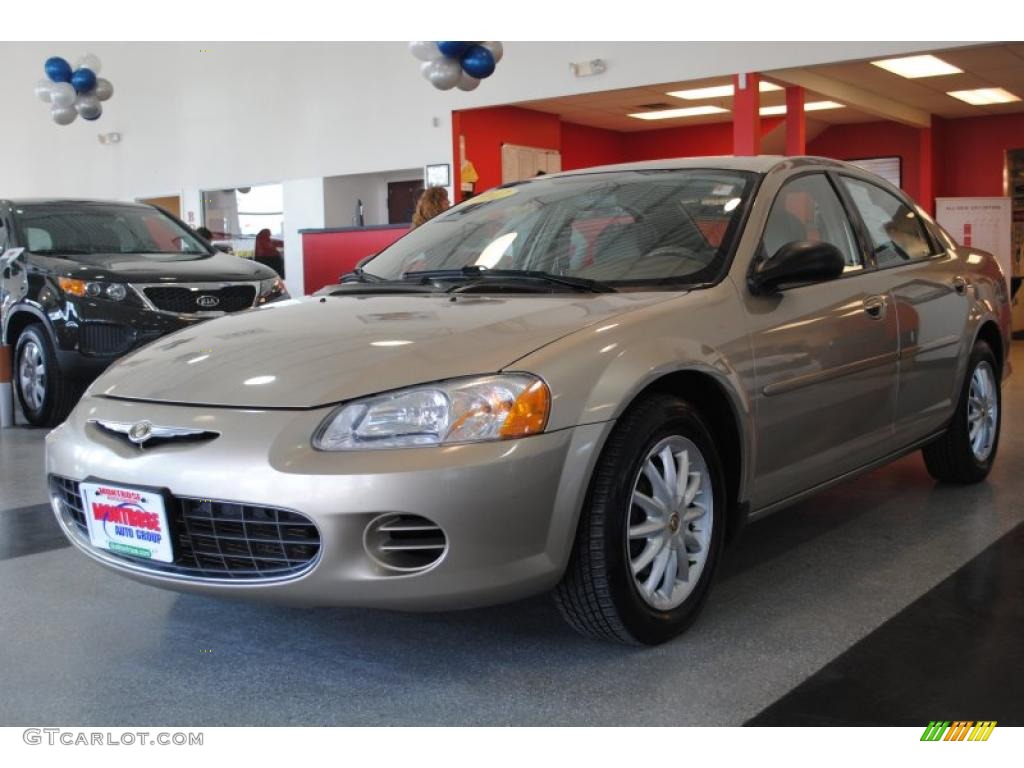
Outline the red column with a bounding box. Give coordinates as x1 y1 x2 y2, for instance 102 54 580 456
732 73 761 156
918 124 934 214
785 86 806 156
451 110 463 204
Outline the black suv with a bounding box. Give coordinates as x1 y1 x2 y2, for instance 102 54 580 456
0 199 288 426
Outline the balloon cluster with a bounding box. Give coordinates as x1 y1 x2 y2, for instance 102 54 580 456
409 41 504 91
34 54 114 125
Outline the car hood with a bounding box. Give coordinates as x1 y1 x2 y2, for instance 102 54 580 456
93 292 678 408
48 251 272 282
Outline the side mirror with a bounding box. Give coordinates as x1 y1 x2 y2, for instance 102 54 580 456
750 240 846 295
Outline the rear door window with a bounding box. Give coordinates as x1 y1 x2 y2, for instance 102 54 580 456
840 177 936 267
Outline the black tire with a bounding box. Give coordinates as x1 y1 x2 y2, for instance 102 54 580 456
554 394 727 645
14 323 80 427
922 340 1001 484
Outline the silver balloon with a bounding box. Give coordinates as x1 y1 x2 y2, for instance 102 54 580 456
50 82 76 108
480 41 504 63
34 79 53 103
93 77 114 101
423 56 462 90
409 41 441 62
457 71 480 91
76 94 102 120
51 105 77 125
74 53 102 75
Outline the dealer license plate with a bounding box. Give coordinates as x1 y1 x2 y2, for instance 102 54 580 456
80 482 173 563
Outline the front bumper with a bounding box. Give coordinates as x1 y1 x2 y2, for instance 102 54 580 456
46 395 610 610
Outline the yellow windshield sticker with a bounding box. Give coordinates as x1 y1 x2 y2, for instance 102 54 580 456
458 187 519 207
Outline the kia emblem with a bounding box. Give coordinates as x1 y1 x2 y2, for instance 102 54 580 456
196 294 220 308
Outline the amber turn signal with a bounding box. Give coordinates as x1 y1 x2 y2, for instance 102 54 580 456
499 379 551 438
57 277 89 296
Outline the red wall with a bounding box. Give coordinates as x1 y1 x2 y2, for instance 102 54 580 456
808 121 924 200
935 113 1024 197
560 122 624 170
458 106 561 198
621 117 783 162
301 226 409 294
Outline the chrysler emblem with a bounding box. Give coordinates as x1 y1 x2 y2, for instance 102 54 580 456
196 294 220 308
127 420 154 445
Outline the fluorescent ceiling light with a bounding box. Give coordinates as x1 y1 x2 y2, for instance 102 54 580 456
872 55 962 79
667 81 781 100
629 105 729 120
759 100 844 116
947 87 1021 105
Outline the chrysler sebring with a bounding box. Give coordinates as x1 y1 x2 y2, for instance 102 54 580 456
46 156 1010 645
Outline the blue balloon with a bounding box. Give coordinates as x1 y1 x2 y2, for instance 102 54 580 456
44 56 72 83
437 41 470 59
71 67 97 94
461 45 496 79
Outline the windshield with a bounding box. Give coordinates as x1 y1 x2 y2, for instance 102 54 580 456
13 203 211 258
363 169 756 286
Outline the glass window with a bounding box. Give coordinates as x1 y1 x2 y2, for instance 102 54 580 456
201 183 284 259
363 169 757 286
840 177 935 266
761 174 861 272
12 203 210 258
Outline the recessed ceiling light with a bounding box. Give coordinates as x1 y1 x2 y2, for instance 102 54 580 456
666 81 782 100
628 105 729 120
871 55 962 78
759 100 844 116
947 87 1021 105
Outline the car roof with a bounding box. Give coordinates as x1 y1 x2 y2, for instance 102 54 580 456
2 198 153 208
549 154 849 177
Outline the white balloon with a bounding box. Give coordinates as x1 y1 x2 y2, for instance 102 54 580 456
50 82 76 108
409 41 441 62
457 71 480 91
93 77 114 101
480 41 504 63
51 105 77 125
34 79 53 103
74 53 102 74
76 94 102 120
424 56 462 90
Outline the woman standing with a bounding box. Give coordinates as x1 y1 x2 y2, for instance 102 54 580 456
412 186 450 228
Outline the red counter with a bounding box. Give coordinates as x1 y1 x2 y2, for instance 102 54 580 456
300 224 410 295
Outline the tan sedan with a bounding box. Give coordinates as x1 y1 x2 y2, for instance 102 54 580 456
46 156 1010 644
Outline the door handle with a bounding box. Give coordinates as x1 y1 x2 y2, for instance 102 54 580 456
951 276 968 296
863 295 886 319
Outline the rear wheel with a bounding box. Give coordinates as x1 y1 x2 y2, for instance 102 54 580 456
554 394 726 645
14 324 80 427
922 340 1000 484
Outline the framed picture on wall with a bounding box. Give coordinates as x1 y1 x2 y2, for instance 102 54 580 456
847 156 902 189
425 163 451 188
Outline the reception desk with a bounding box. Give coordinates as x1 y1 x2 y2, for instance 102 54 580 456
300 224 410 295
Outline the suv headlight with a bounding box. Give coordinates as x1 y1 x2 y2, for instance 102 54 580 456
257 276 289 304
58 277 128 301
313 374 550 451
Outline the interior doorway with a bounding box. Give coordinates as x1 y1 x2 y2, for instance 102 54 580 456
387 180 424 224
139 195 182 218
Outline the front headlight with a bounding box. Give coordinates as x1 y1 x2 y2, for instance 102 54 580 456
313 374 550 451
257 276 289 304
58 277 127 301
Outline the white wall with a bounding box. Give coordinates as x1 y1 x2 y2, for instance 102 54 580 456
0 41 970 201
282 178 325 291
323 168 422 228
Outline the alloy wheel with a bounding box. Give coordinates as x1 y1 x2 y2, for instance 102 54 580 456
967 360 998 461
626 435 713 610
18 340 47 412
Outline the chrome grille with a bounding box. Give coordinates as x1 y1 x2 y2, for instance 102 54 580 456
50 476 320 581
142 284 256 314
364 514 447 572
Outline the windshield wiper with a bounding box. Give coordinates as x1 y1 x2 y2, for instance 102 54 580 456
29 248 95 255
402 267 616 293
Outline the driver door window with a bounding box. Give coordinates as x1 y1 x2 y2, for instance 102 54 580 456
762 174 862 275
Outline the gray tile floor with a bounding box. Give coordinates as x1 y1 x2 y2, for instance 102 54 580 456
2 348 1023 725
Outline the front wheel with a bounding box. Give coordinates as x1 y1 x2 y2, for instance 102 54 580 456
14 324 80 427
554 394 726 645
922 340 1001 484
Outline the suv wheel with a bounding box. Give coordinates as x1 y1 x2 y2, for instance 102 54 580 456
14 324 80 427
922 340 1001 484
554 394 726 645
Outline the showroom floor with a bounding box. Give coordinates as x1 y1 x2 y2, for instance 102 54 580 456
1 350 1022 727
